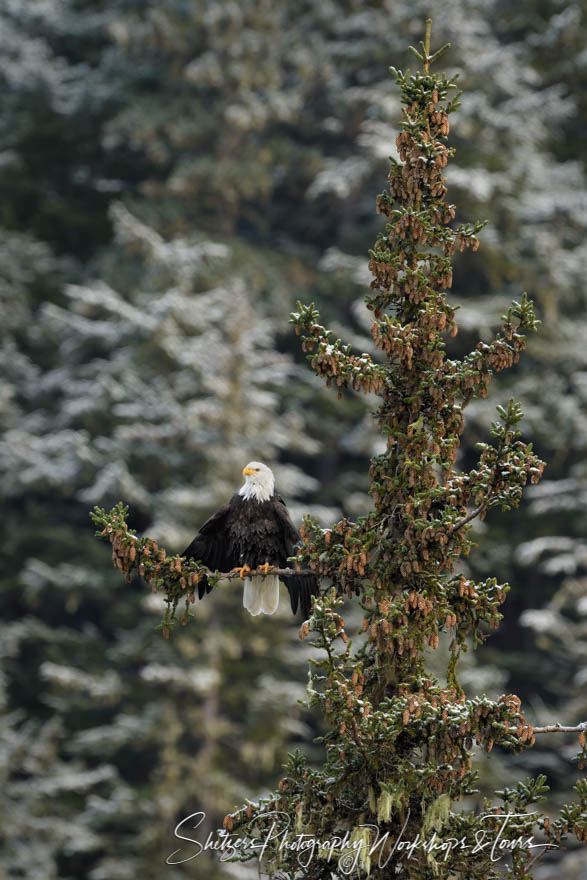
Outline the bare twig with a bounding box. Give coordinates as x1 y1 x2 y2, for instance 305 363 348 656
423 19 432 73
532 722 587 734
451 503 485 533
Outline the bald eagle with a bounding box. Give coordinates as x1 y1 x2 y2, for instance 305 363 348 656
181 462 316 619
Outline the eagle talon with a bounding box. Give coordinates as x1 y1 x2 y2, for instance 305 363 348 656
258 562 274 576
234 564 252 579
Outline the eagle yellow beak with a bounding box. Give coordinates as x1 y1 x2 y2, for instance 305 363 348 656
242 466 255 476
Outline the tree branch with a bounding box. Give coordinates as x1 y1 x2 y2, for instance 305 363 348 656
532 722 587 734
205 567 314 580
451 503 485 533
423 18 432 73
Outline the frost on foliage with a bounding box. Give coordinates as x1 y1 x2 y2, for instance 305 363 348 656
318 247 374 287
40 662 122 701
515 536 587 572
0 2 102 115
11 207 319 528
78 461 151 509
0 231 61 332
140 662 220 694
110 202 230 290
19 559 104 596
0 425 95 497
307 157 371 200
520 608 571 638
69 715 154 757
525 472 587 517
0 714 122 879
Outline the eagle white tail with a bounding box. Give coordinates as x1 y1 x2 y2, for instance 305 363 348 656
243 575 280 616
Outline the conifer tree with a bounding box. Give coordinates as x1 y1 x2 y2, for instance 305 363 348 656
93 23 587 879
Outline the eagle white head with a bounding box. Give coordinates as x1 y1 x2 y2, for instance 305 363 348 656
239 461 275 502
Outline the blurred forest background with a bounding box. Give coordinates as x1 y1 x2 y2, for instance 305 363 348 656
1 1 586 878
